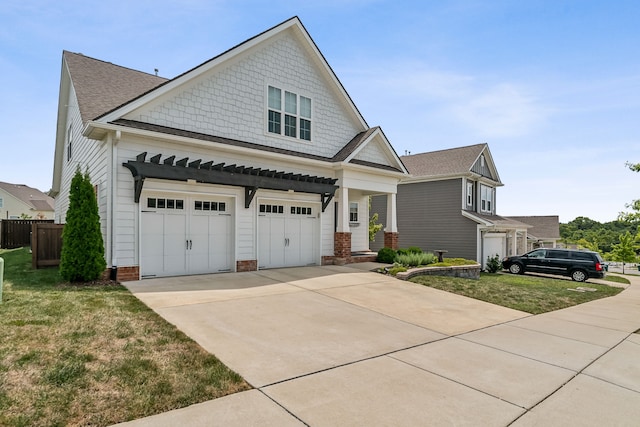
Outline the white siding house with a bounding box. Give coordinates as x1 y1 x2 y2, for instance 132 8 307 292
51 17 407 280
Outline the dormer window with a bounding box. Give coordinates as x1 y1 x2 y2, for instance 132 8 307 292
267 85 311 141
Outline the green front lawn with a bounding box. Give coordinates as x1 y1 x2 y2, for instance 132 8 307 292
0 248 249 427
410 272 624 314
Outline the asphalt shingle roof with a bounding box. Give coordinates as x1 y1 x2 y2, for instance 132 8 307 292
506 215 560 239
400 143 487 177
64 51 168 123
0 181 54 211
472 212 532 229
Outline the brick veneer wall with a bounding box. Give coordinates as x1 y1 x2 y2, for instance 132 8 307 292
106 266 139 282
334 232 352 260
237 260 258 272
384 232 399 250
322 256 335 265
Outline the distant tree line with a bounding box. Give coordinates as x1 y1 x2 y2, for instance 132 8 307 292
560 162 639 263
559 217 638 255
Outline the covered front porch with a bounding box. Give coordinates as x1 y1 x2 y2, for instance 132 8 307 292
466 213 531 268
331 169 401 264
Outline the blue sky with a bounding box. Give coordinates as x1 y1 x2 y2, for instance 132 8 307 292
1 0 639 223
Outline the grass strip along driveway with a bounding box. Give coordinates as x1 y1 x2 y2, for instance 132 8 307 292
0 248 249 427
411 272 624 315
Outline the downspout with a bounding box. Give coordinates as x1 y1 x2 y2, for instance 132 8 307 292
109 130 121 269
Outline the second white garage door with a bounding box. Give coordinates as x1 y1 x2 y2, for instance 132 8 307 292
258 200 319 269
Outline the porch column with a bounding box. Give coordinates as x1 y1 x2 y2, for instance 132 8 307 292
512 230 518 256
334 187 351 260
384 192 399 250
336 187 349 232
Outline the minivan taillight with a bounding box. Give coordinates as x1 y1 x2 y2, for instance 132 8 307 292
595 262 603 271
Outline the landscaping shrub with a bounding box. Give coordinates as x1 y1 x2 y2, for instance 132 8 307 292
377 247 397 263
388 264 407 275
485 254 502 273
395 252 437 267
396 246 423 256
60 168 106 282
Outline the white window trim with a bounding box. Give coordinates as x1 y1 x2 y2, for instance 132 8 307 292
349 202 359 223
466 181 474 206
480 184 493 213
265 85 313 142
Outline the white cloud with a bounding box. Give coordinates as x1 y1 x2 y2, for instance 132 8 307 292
448 83 546 138
342 61 547 139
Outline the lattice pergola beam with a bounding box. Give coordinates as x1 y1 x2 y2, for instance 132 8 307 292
123 152 338 211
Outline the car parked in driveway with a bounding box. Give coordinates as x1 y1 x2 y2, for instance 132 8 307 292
502 248 605 282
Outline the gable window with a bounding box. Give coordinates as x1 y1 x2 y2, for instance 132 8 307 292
480 185 492 213
466 182 474 206
267 85 311 141
66 126 73 162
0 197 3 208
349 202 359 222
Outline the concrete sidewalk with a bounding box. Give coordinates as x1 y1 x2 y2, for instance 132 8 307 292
117 265 640 426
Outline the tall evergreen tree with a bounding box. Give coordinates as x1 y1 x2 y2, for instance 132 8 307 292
60 168 106 282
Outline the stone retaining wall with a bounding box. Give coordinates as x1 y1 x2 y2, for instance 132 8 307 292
395 264 481 281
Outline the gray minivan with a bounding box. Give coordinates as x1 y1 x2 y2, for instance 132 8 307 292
502 248 606 282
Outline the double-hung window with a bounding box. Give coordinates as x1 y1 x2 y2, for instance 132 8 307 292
268 86 282 134
267 85 311 141
349 202 359 222
480 185 493 213
466 182 474 207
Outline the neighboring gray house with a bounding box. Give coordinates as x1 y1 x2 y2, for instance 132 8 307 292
506 215 560 251
372 143 530 267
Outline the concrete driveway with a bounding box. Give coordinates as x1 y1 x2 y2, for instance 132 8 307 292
118 263 640 426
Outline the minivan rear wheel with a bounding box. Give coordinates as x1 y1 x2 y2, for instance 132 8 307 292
571 269 587 282
509 263 523 275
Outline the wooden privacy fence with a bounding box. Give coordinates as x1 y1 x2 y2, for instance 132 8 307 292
0 219 54 249
31 223 64 269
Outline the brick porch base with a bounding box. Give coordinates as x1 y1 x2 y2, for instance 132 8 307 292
384 232 399 250
237 260 258 272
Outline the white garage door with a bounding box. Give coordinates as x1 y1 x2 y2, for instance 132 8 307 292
258 201 319 269
141 194 233 278
482 233 506 269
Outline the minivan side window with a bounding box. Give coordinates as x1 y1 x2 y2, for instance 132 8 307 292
547 250 569 258
528 249 546 258
572 252 593 260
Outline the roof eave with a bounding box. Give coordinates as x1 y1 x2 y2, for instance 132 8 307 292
52 56 72 197
84 120 337 170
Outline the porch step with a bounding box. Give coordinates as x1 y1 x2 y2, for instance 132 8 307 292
349 252 378 263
